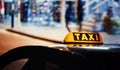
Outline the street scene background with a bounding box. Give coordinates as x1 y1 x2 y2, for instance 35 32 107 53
1 0 120 32
0 0 120 54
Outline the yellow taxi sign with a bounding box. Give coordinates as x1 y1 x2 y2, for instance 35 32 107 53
63 32 103 47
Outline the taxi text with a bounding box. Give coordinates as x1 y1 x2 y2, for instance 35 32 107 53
73 33 100 41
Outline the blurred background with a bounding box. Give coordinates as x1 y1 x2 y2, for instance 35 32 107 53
0 0 120 54
0 0 120 33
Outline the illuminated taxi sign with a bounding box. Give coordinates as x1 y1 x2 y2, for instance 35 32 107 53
63 32 103 46
73 33 99 41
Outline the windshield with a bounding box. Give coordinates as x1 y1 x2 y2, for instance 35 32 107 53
0 0 120 53
1 1 120 70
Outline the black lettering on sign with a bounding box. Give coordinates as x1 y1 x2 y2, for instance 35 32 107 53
73 33 100 41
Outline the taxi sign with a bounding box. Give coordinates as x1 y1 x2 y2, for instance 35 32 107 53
63 32 103 47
